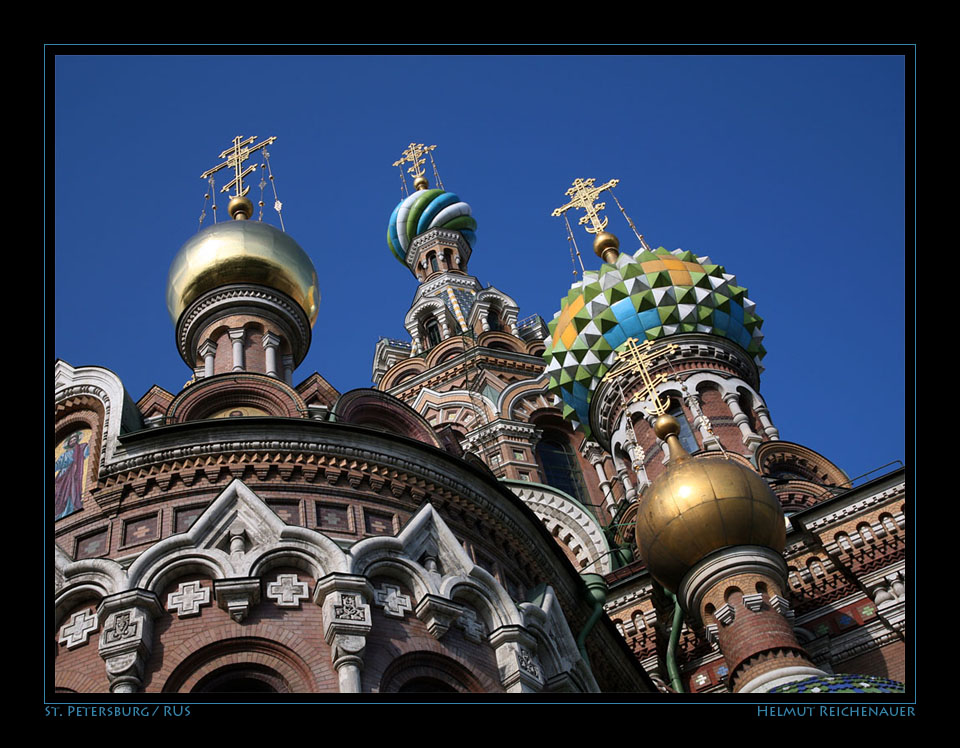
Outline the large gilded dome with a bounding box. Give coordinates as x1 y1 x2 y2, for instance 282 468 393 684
166 220 320 326
543 247 765 436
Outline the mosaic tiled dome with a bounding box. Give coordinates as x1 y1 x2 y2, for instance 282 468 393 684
387 189 477 264
769 674 905 694
543 247 765 435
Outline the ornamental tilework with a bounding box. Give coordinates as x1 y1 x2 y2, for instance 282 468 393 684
543 247 764 435
770 674 905 693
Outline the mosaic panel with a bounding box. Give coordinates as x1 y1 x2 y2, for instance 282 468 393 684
54 428 92 520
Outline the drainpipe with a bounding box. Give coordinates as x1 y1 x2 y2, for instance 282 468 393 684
664 588 685 693
576 573 608 669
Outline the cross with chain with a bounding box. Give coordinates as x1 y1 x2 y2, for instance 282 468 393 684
617 337 678 416
551 177 620 234
392 142 436 180
200 135 277 198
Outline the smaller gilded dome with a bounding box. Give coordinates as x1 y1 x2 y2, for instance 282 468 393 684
166 220 320 326
635 418 785 592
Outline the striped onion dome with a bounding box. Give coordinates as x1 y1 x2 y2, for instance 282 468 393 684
387 189 477 265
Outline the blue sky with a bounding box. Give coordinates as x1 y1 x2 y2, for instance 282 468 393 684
52 52 909 483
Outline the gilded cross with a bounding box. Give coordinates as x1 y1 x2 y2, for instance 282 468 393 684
551 177 620 234
392 142 436 180
201 135 277 198
617 337 678 416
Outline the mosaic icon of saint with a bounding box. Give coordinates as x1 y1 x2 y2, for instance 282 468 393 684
55 430 90 520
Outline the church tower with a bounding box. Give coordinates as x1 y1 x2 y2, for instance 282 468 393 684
53 137 650 695
542 177 906 693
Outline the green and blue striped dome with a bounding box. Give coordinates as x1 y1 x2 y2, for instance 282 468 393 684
387 189 477 264
543 247 765 435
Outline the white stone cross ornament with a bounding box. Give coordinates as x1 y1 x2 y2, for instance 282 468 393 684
374 583 412 618
266 574 310 608
167 581 211 618
60 609 98 649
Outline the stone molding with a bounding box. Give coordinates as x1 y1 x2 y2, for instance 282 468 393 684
679 546 789 623
176 284 311 368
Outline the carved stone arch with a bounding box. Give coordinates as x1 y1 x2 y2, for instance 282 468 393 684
424 336 467 368
478 330 524 353
507 482 612 574
166 373 306 422
54 361 142 468
500 376 553 422
404 298 448 332
380 357 427 390
54 554 127 627
356 557 438 604
755 441 850 489
379 650 495 693
247 543 336 582
161 633 319 693
133 550 235 597
334 388 442 448
442 573 522 633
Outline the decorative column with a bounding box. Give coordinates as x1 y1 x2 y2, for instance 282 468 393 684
583 442 616 512
97 590 164 693
722 391 762 450
504 310 519 336
198 340 217 378
488 625 544 693
314 574 374 694
281 354 295 385
435 311 451 340
754 404 780 440
262 332 281 377
684 391 721 451
228 329 245 372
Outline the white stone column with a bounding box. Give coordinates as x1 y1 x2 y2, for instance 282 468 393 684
435 312 451 340
262 332 280 377
97 590 164 694
754 404 780 440
722 391 761 449
281 355 295 385
315 574 374 694
228 329 245 372
198 340 217 378
684 391 722 451
583 442 616 512
488 625 544 693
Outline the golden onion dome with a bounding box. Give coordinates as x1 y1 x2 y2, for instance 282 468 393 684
166 220 320 326
635 415 786 592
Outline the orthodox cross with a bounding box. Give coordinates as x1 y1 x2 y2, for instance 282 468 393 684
201 135 277 198
617 337 678 416
392 142 436 180
551 177 620 234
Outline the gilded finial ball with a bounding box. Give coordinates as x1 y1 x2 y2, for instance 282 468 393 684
593 231 620 262
413 176 429 190
654 413 681 440
228 195 254 220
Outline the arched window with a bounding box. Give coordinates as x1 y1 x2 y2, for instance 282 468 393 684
668 401 699 454
487 308 502 332
424 318 442 348
536 433 589 504
192 664 290 693
429 252 439 274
